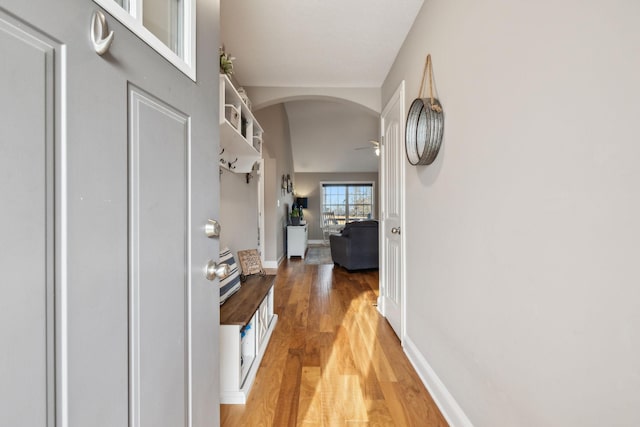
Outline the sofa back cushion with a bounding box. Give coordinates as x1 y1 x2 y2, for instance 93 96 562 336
341 220 378 237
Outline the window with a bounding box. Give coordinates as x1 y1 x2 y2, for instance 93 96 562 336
321 182 375 225
93 0 195 79
142 0 184 57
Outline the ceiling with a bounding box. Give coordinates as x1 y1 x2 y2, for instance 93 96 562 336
220 0 424 172
220 0 424 87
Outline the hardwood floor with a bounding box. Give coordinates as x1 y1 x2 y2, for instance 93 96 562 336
220 259 448 426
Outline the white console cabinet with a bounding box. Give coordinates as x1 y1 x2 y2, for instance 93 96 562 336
220 275 277 404
287 224 308 259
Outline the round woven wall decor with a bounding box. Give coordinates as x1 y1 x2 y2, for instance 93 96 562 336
405 55 444 166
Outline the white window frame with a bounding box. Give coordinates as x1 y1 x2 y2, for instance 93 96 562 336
319 181 376 224
93 0 196 81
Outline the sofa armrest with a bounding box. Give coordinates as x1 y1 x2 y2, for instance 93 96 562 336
329 233 350 264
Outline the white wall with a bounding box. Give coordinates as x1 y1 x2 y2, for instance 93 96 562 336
285 101 379 173
383 0 640 426
219 170 258 255
254 103 296 265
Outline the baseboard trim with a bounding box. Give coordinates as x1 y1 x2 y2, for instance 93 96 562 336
263 260 279 269
308 239 325 245
403 336 473 427
263 254 285 270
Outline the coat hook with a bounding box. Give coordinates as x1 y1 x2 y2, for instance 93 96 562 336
90 10 114 55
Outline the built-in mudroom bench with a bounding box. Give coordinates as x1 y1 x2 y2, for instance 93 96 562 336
219 274 278 404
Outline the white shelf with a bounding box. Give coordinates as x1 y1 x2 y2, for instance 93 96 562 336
219 74 263 173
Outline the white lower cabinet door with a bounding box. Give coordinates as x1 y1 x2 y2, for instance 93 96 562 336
257 299 268 346
240 314 257 386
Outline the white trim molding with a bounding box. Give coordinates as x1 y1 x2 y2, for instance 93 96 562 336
263 254 285 270
93 0 196 80
403 337 474 427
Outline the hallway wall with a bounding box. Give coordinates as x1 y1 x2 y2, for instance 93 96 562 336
383 0 640 425
220 169 258 254
254 103 295 266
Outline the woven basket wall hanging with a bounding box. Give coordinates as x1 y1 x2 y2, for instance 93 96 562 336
405 54 444 165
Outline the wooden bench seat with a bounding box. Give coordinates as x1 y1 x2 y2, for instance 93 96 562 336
220 274 275 326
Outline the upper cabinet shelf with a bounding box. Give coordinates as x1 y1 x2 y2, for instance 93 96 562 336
219 74 263 173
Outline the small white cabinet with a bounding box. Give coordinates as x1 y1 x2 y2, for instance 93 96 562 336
219 275 277 404
219 74 263 173
287 224 308 259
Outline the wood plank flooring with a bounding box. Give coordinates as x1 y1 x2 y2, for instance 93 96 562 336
220 258 448 427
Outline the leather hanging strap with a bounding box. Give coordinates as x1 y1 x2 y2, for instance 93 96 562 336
418 54 442 113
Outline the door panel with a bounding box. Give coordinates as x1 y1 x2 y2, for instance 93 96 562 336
380 82 405 339
0 1 220 426
0 14 56 427
129 87 190 427
386 241 400 302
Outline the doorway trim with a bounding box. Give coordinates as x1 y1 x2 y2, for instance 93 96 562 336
257 159 266 265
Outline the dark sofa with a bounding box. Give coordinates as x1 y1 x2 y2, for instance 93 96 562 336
329 220 379 271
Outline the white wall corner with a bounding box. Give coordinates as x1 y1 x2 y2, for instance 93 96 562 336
403 336 474 427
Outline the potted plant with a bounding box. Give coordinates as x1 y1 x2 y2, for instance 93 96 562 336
219 46 234 76
290 207 300 226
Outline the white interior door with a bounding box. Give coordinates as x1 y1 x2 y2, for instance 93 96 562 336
0 1 220 426
379 81 405 339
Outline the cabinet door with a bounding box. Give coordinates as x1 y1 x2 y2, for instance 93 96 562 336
240 315 257 384
219 325 242 392
257 298 269 347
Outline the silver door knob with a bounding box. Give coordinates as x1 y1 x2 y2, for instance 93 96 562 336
205 219 221 238
205 260 230 281
391 227 401 235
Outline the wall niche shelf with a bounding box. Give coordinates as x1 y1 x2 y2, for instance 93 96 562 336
220 74 263 173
